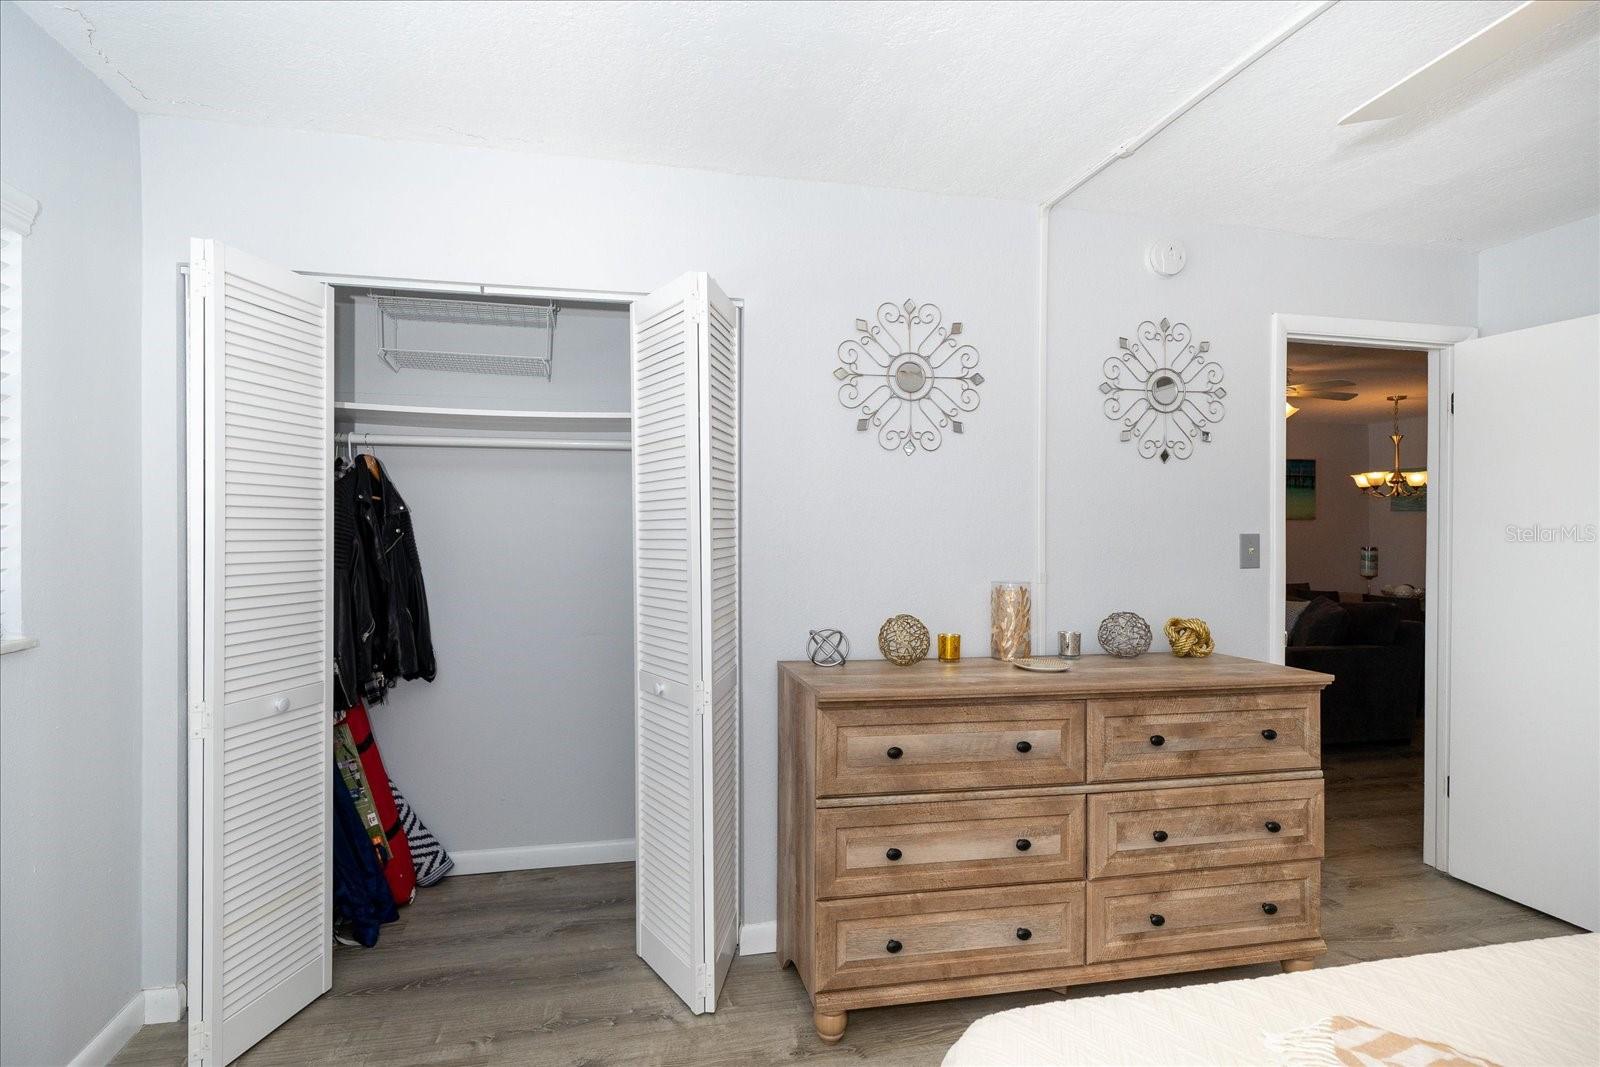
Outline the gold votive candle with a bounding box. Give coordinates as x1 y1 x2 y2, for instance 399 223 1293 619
990 581 1032 660
937 633 962 661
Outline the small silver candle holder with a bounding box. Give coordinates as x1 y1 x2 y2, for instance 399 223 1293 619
1058 630 1082 659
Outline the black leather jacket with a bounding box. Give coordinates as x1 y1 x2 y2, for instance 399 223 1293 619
334 457 435 708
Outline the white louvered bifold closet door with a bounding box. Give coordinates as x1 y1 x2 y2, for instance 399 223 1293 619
699 277 740 1009
187 240 333 1066
632 272 740 1013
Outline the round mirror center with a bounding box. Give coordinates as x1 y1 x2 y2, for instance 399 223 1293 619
1151 373 1180 407
895 361 927 394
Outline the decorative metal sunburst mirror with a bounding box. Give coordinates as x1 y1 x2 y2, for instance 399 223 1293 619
1100 318 1225 462
835 300 983 455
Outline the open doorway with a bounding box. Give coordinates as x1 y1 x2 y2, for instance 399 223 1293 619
1283 342 1429 867
1266 312 1472 872
1264 313 1594 970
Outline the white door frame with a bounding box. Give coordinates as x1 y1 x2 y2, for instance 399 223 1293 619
1268 314 1476 871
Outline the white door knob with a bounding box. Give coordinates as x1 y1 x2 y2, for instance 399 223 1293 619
654 682 667 696
272 696 290 714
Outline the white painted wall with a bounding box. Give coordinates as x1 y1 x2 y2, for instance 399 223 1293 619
1477 215 1600 335
1285 419 1370 595
0 4 146 1064
136 118 1040 985
337 298 636 856
1045 207 1476 660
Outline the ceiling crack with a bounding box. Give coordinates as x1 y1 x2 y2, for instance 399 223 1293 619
54 3 249 117
57 3 151 102
433 125 490 144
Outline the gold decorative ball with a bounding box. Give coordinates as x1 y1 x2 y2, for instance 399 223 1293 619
1164 617 1214 658
878 614 931 666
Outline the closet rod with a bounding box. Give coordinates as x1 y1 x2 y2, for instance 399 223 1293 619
336 433 630 452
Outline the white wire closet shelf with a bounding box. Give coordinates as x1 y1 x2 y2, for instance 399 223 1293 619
373 294 557 379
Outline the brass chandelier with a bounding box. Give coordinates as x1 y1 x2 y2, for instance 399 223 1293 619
1352 395 1426 498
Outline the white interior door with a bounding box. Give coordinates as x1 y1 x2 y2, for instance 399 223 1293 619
631 272 740 1012
1446 314 1598 930
187 239 334 1064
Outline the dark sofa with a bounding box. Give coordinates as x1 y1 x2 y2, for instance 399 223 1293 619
1287 581 1340 604
1285 598 1422 745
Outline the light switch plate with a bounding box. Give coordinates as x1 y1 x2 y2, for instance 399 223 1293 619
1240 533 1261 569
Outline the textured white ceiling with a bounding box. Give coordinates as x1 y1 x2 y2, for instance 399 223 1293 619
1287 342 1428 424
16 0 1599 249
1071 1 1600 250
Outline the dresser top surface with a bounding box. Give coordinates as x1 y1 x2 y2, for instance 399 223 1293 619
780 653 1331 701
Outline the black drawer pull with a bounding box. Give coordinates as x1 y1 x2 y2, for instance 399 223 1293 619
1015 927 1032 941
1149 734 1166 747
886 746 903 760
1015 740 1032 753
885 847 902 861
885 939 903 954
1015 838 1032 852
1265 820 1282 834
1261 728 1278 741
1149 913 1165 927
1152 829 1169 843
1262 902 1279 916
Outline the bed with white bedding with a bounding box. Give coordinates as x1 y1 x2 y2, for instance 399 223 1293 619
943 934 1598 1066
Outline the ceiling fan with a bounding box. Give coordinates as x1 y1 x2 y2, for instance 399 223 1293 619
1340 0 1594 125
1285 369 1357 417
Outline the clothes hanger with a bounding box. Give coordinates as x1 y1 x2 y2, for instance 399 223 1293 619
362 432 382 481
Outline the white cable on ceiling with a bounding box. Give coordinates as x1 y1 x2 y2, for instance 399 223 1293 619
1044 1 1340 209
1033 0 1340 640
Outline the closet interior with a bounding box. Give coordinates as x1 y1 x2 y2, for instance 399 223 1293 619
186 244 739 1062
328 283 636 949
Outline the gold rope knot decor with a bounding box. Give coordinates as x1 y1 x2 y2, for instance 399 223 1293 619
878 614 931 666
1164 617 1214 658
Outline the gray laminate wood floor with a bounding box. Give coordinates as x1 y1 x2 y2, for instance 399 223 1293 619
115 745 1579 1066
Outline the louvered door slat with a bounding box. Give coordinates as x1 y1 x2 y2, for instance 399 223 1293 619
189 240 332 1066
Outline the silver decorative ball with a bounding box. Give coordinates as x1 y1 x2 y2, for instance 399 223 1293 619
807 628 850 667
1097 612 1153 658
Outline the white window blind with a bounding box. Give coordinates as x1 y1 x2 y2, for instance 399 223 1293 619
0 226 22 640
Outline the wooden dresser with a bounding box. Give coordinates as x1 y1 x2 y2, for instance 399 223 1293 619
777 654 1333 1041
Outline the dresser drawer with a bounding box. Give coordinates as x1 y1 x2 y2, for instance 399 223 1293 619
817 795 1085 898
815 883 1085 991
1087 861 1319 963
1086 692 1319 782
1088 780 1324 878
816 701 1085 797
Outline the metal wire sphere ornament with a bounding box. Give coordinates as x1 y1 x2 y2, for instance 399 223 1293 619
1097 612 1153 658
807 628 850 668
878 614 931 667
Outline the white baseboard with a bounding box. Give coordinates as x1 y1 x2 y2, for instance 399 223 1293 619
448 837 636 876
68 991 145 1067
739 920 777 956
144 983 186 1024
